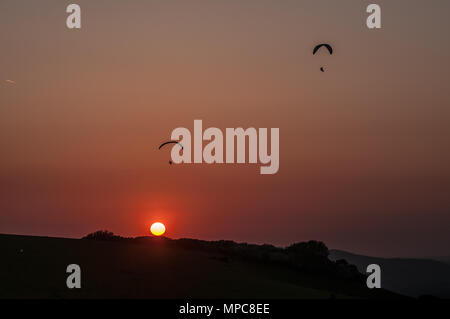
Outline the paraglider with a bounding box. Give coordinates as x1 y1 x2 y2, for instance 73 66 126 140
158 141 183 165
313 43 333 72
158 141 184 150
313 43 333 55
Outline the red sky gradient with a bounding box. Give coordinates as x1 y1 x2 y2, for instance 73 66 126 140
1 0 449 257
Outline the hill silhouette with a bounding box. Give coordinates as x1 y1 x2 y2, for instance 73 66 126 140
330 249 450 298
0 232 405 299
431 256 450 265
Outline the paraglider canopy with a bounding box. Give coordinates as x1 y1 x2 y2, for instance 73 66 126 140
159 141 184 165
158 141 184 150
313 43 333 55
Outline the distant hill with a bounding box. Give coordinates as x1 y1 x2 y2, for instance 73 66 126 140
329 250 450 298
0 233 403 299
430 256 450 265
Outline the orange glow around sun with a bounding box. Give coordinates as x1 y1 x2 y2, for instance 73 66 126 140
150 222 166 236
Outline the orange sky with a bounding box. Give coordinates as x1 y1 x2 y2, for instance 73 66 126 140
1 0 449 257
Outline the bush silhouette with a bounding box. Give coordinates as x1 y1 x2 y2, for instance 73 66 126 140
82 230 127 241
286 240 329 258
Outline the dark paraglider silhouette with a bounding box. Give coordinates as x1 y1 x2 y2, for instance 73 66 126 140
313 43 333 72
158 141 184 150
159 141 184 165
313 43 333 55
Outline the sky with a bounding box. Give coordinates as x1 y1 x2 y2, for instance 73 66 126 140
1 0 449 257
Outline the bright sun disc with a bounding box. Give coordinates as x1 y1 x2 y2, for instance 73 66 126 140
150 222 166 236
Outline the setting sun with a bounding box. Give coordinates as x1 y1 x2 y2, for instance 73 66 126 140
150 222 166 236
